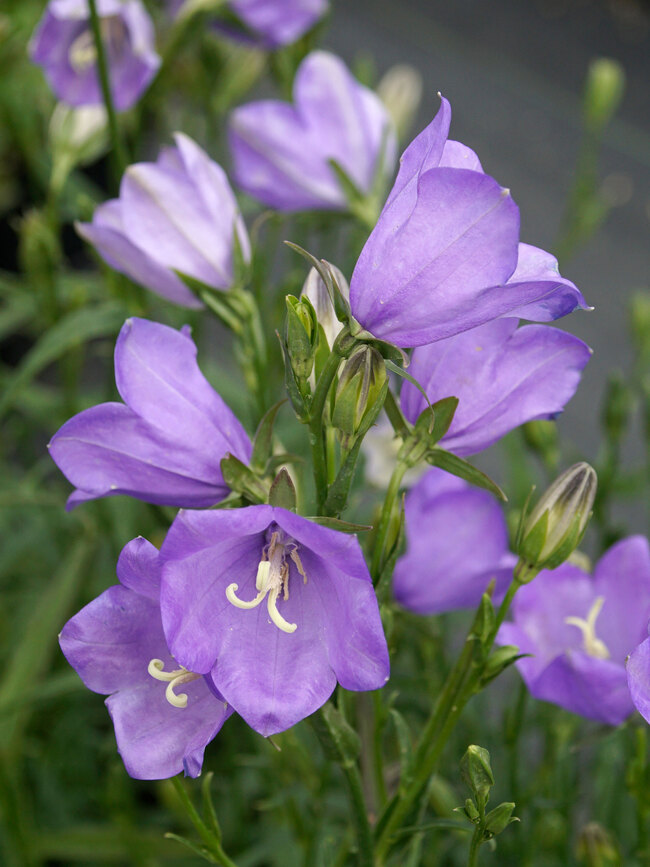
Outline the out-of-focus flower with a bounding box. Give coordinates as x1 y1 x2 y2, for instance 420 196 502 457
376 64 423 141
349 96 589 349
497 536 650 725
161 506 389 736
229 51 396 212
170 0 328 48
49 102 108 192
393 468 515 615
49 318 251 509
30 0 160 111
77 133 250 308
401 320 591 455
60 537 232 779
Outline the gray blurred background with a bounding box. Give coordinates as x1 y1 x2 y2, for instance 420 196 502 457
326 0 650 473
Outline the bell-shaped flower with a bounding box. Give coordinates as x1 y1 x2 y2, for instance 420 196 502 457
49 317 252 509
60 537 232 779
160 506 390 736
393 468 516 615
496 536 650 725
401 320 591 456
77 133 250 308
349 96 589 348
30 0 160 112
229 51 397 212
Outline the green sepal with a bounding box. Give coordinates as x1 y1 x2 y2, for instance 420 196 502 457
460 745 494 812
518 509 549 566
428 396 459 443
174 270 244 333
220 454 268 503
283 241 351 324
470 594 496 652
268 468 297 511
307 517 372 533
389 708 416 795
276 330 309 421
455 798 481 824
480 645 528 688
285 294 317 380
250 400 286 473
427 448 507 502
484 802 518 837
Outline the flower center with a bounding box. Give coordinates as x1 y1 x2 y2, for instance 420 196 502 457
68 17 127 73
564 596 610 660
225 531 308 634
148 658 201 708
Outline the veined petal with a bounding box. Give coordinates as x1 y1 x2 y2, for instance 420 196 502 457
504 243 590 321
627 638 650 725
117 536 161 601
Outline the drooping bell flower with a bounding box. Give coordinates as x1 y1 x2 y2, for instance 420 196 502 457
393 468 515 615
30 0 160 112
60 537 232 779
349 96 589 349
496 536 650 725
401 320 591 456
229 51 397 212
77 133 250 308
49 317 251 509
160 506 390 736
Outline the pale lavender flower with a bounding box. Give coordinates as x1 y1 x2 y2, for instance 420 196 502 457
77 133 250 308
349 96 589 348
229 51 396 212
60 537 232 779
497 537 650 725
160 506 389 736
49 318 251 509
393 468 515 615
401 320 591 455
30 0 160 111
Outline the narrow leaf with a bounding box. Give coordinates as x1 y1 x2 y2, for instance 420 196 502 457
250 400 286 472
428 448 507 501
268 468 297 511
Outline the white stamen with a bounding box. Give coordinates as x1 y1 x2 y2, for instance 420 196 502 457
147 658 201 708
565 596 610 660
69 30 97 73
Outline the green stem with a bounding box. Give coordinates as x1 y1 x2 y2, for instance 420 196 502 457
340 759 374 867
467 828 482 867
370 460 407 581
171 777 238 867
372 691 388 807
87 0 127 179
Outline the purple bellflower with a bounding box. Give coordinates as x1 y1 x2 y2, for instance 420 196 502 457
627 631 650 726
160 506 390 736
497 536 650 725
393 468 516 615
77 133 250 308
60 537 232 779
229 51 397 212
30 0 160 112
400 319 591 456
349 96 589 348
49 317 251 509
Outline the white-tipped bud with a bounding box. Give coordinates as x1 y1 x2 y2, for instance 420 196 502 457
49 103 108 193
376 64 423 140
518 462 597 574
300 263 350 351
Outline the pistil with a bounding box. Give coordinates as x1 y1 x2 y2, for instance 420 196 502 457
565 595 610 659
148 659 201 708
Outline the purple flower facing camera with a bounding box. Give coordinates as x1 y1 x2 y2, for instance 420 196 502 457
497 537 650 725
349 96 589 349
30 0 160 111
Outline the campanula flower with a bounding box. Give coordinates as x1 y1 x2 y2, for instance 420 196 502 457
229 51 396 212
393 468 515 615
401 320 591 455
496 536 650 725
60 537 232 779
349 96 589 348
49 318 251 509
77 133 250 308
160 506 389 736
30 0 160 111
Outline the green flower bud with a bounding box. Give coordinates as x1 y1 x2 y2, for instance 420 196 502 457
332 346 387 450
583 58 625 133
460 745 494 810
49 104 108 194
376 64 423 141
484 802 518 838
602 373 632 444
630 292 650 365
285 294 318 381
517 462 597 573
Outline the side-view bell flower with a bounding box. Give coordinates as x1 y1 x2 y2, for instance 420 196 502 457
60 537 232 779
160 506 390 736
401 320 591 455
30 0 160 111
77 133 250 308
229 51 397 212
393 468 516 615
49 317 252 509
349 96 589 348
496 536 650 725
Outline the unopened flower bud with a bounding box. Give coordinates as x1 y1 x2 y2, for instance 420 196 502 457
460 745 494 810
285 294 318 381
576 822 618 866
602 373 631 444
518 462 597 574
484 802 518 837
583 58 625 133
630 292 650 365
376 64 423 141
332 346 387 450
300 263 350 351
49 103 109 193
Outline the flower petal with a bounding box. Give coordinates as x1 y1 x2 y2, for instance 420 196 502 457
504 243 590 321
117 536 161 601
627 637 650 725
